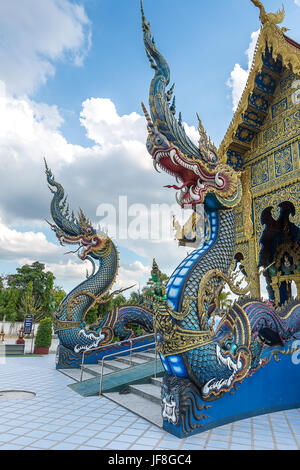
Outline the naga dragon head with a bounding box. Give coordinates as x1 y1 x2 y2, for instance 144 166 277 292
45 160 110 262
141 3 241 210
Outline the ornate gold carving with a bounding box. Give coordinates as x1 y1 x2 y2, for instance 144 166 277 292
241 168 253 239
271 274 300 305
251 159 269 187
66 284 135 322
250 1 285 26
196 114 218 157
53 319 81 333
197 268 253 329
152 302 213 356
172 210 205 247
231 238 260 298
219 12 300 160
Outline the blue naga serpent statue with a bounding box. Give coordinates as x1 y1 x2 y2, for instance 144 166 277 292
141 4 300 432
45 162 153 360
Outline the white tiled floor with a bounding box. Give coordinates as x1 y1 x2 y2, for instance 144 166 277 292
0 354 299 450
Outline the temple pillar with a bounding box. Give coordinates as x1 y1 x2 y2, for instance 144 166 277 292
249 238 261 298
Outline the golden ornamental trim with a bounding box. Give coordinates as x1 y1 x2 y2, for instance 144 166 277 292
53 319 81 332
152 302 213 356
244 135 300 169
219 19 300 160
197 268 252 329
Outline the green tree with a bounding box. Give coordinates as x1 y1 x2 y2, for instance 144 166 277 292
4 288 20 322
19 281 43 321
0 290 5 321
52 285 66 310
218 290 232 312
97 294 113 320
128 291 140 304
7 262 55 311
113 295 127 307
85 294 127 327
0 276 6 320
85 305 99 325
43 273 54 317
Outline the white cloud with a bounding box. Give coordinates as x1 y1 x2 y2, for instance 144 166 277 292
295 1 300 6
114 261 151 293
0 0 200 294
79 97 152 170
0 0 91 96
0 82 186 290
0 218 60 262
183 122 199 146
227 29 260 111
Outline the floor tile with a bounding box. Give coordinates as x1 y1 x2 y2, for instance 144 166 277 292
1 354 299 451
207 439 229 449
113 434 139 444
84 438 109 448
105 441 131 450
51 442 79 450
30 439 57 449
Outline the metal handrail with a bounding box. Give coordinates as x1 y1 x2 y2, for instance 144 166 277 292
79 345 104 382
99 341 159 396
79 332 155 382
93 332 155 351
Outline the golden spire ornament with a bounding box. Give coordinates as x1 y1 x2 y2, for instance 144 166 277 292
250 0 285 25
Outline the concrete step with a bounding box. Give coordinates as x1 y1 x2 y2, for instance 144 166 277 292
103 389 163 428
0 344 25 355
102 359 132 372
128 382 161 404
69 359 164 397
133 351 157 360
116 355 152 366
59 368 96 382
81 364 115 377
151 376 163 388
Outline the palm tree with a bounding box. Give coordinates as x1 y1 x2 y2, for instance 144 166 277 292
218 290 232 312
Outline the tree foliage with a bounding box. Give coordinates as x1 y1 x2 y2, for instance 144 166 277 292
7 262 54 306
0 262 62 322
218 290 233 312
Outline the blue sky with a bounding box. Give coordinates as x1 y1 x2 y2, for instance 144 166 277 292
0 0 299 295
34 0 300 147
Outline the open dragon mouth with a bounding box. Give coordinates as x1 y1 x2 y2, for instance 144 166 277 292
153 147 230 206
201 345 247 398
58 234 102 260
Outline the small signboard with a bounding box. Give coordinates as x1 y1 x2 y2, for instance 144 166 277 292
23 314 34 334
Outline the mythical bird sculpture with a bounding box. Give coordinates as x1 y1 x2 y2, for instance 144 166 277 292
45 161 153 363
250 0 285 25
141 2 300 432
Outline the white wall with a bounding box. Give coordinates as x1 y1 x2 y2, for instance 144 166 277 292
0 321 54 336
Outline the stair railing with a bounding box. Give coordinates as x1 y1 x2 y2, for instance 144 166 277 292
79 332 155 382
99 340 159 396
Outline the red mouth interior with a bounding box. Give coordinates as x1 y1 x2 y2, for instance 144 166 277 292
158 155 200 190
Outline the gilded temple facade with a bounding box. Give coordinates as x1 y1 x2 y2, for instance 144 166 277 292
219 3 300 305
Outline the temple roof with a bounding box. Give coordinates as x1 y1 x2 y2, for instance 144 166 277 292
218 1 300 166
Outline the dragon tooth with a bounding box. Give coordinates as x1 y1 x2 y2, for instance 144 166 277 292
215 172 224 187
175 191 182 205
153 160 161 173
189 186 199 201
169 149 178 165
